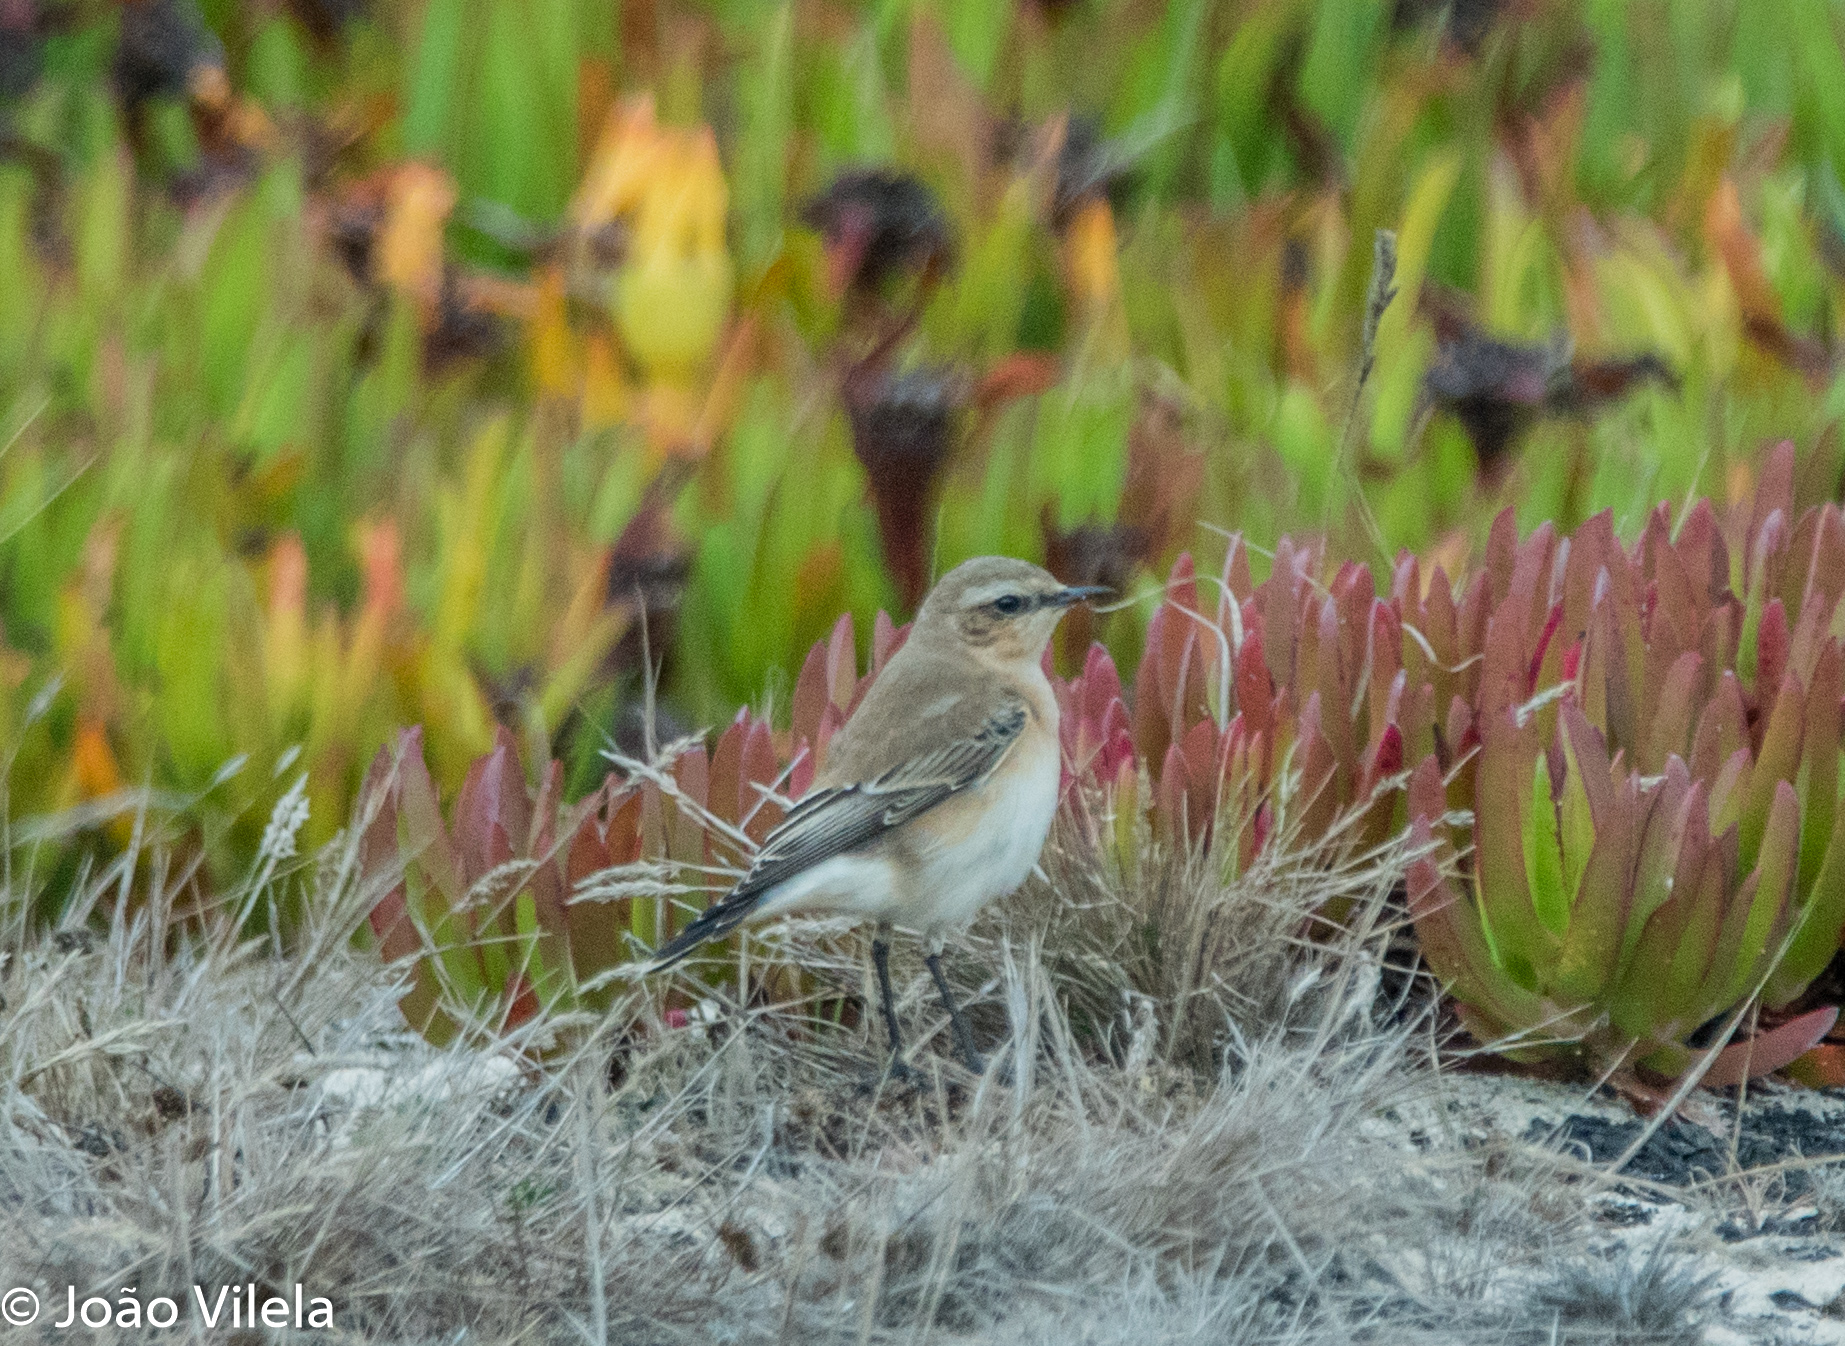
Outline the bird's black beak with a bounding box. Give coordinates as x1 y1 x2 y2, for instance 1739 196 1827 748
1049 585 1110 608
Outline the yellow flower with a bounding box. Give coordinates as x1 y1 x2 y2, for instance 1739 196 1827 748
615 126 734 382
1064 197 1120 310
379 163 457 314
571 97 669 233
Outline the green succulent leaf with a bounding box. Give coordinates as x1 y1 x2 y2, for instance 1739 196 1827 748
1712 779 1800 1013
1658 849 1727 1038
1557 701 1611 899
1740 673 1806 870
1771 797 1845 1008
1552 773 1636 1005
1524 755 1568 936
1475 713 1554 987
1797 642 1842 903
1617 759 1694 979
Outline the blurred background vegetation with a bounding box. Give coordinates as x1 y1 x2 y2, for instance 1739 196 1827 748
2 0 1843 904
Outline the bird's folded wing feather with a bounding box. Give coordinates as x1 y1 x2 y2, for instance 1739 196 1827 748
728 698 1026 904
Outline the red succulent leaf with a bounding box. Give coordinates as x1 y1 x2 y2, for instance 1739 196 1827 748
788 740 817 802
358 734 406 906
1527 603 1564 700
1560 637 1584 688
452 727 520 889
1690 672 1749 781
1363 723 1405 796
1235 629 1275 739
1367 600 1404 733
791 634 832 751
524 761 572 959
1156 741 1189 837
739 714 783 842
501 975 541 1032
531 760 563 855
1674 500 1728 600
669 746 710 867
825 612 857 711
1100 700 1135 780
1406 754 1447 826
814 702 848 770
1803 507 1845 622
1217 533 1254 630
1132 562 1195 768
1561 511 1617 632
872 610 909 673
1079 642 1125 724
1755 599 1789 709
708 710 749 827
1750 441 1798 546
566 785 637 990
1748 509 1791 613
1295 693 1339 841
1642 650 1703 775
1177 717 1221 826
1481 509 1519 601
367 876 416 962
1702 1006 1839 1089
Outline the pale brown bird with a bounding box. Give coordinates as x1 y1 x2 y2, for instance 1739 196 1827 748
652 557 1104 1076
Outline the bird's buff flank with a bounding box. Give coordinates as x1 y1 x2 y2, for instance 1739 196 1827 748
649 557 1105 1076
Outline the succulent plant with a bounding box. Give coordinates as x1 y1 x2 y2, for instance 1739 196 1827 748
360 610 908 1046
359 725 634 1046
1406 472 1845 1083
1056 543 1410 877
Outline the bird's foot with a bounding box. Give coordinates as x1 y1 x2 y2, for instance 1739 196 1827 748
852 1053 921 1096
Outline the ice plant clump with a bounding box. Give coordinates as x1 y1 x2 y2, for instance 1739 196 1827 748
1407 471 1845 1085
360 726 657 1046
361 613 910 1046
1056 544 1409 878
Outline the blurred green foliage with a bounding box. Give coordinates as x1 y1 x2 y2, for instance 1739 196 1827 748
1 0 1843 907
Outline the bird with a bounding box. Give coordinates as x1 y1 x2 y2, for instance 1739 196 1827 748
650 557 1105 1077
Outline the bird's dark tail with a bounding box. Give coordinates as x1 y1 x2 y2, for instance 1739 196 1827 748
648 897 758 972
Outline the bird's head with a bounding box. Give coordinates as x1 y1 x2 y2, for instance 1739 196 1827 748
914 556 1106 668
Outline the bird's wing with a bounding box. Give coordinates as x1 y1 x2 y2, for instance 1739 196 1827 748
649 696 1028 967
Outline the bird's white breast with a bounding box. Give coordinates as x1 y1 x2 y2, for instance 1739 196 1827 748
904 721 1061 934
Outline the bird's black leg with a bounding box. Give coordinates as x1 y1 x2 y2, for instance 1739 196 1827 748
871 927 914 1080
925 951 985 1075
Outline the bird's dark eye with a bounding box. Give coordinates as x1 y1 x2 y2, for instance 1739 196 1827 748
992 593 1026 616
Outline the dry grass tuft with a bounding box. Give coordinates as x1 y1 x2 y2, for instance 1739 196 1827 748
0 799 1727 1343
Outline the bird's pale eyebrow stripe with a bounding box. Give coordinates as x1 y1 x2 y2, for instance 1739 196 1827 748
961 581 1025 606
